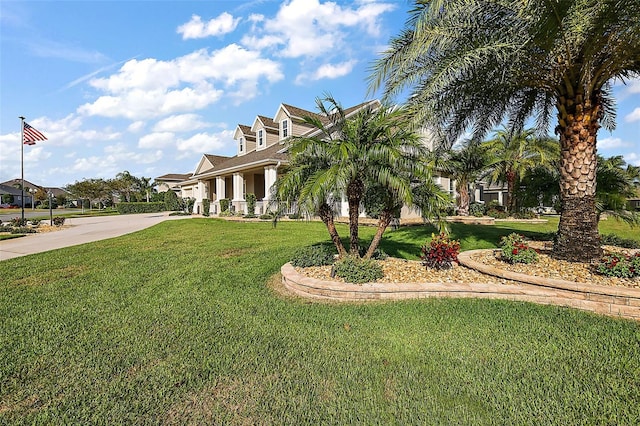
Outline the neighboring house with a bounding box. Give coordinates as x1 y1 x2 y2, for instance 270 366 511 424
155 173 193 194
0 179 70 206
628 198 640 211
0 183 33 207
475 181 508 205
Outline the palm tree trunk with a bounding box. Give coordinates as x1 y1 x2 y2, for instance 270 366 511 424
364 210 393 259
457 178 470 216
347 179 364 256
553 94 602 262
319 203 346 257
506 170 516 214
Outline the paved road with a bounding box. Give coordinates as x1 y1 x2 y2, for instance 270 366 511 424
0 208 86 222
1 213 190 261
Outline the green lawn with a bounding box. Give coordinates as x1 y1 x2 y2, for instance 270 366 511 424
1 219 639 424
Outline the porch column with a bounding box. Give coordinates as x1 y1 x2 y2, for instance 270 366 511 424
498 190 504 206
263 165 278 201
216 177 225 200
232 172 245 213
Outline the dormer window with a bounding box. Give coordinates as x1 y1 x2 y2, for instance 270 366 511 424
258 129 264 147
282 120 289 138
239 137 244 153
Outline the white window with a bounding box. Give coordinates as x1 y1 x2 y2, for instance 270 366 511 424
258 129 264 146
282 120 289 138
239 137 244 153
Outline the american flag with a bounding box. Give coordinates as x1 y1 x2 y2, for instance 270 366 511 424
23 122 47 145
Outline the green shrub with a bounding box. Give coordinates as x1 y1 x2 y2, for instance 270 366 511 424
10 226 37 234
260 212 277 220
487 208 509 219
513 210 537 219
53 217 66 227
183 197 195 214
469 202 485 217
290 245 336 267
499 233 538 264
246 193 257 215
219 210 232 217
421 233 460 269
116 202 165 214
288 213 303 220
600 233 640 249
333 256 384 284
219 198 230 213
30 219 41 227
164 191 180 211
359 247 389 260
10 217 27 227
596 253 640 278
202 199 210 217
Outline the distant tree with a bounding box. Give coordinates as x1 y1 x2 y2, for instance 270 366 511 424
482 128 559 214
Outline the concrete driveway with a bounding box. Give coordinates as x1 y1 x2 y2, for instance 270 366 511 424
1 213 191 261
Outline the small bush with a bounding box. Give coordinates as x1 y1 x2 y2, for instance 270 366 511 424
53 216 66 227
421 233 460 269
469 202 485 217
10 226 36 234
30 219 41 227
596 253 640 278
600 234 640 249
219 198 230 213
486 208 509 219
164 191 180 211
260 212 277 220
513 210 537 219
246 193 257 215
290 245 336 267
288 213 302 220
10 217 27 227
333 256 384 284
202 199 210 217
499 233 538 264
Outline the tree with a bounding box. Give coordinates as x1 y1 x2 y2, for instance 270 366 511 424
278 95 435 258
112 171 139 202
437 140 489 216
164 190 180 211
66 178 111 209
370 0 640 262
482 128 559 214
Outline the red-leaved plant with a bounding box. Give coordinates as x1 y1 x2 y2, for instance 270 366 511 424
421 233 461 270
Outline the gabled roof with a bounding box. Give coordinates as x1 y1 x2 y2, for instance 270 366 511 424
0 183 26 196
251 115 279 135
1 178 41 190
233 124 256 141
156 173 192 181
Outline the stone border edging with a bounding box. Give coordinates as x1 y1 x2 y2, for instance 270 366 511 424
281 257 640 320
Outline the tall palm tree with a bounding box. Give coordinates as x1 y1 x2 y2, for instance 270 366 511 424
369 0 640 262
279 95 430 258
437 140 489 216
482 128 559 214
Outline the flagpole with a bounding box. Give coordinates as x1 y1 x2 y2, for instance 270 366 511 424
19 116 25 221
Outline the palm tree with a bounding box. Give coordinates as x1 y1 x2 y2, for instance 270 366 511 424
436 140 489 216
369 0 640 262
596 156 640 224
482 128 559 214
278 95 431 258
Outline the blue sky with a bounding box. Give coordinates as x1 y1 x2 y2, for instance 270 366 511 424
1 0 639 188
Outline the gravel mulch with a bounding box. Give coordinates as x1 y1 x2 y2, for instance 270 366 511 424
296 242 640 288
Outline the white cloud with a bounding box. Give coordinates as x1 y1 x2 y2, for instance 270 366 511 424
624 152 640 166
296 60 357 83
68 144 163 176
243 0 395 58
128 121 146 133
78 45 283 120
598 136 627 150
176 130 234 155
177 13 240 39
153 114 210 132
138 132 175 149
624 107 640 123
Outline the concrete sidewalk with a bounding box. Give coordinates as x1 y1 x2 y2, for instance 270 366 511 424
1 213 190 261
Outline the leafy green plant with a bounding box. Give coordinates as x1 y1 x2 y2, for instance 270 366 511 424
10 217 27 227
596 253 640 278
10 226 37 234
290 245 336 267
499 233 539 264
600 233 640 249
332 255 384 284
163 190 180 211
53 216 66 227
202 199 210 217
219 198 230 213
116 202 165 214
469 202 485 217
421 233 460 269
29 219 41 227
245 193 257 216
